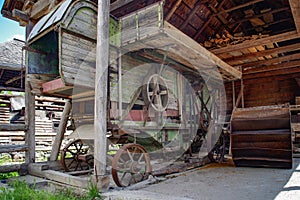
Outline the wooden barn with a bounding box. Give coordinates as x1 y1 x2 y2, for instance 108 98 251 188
1 0 300 189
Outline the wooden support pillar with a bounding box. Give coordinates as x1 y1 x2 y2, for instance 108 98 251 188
94 0 110 188
241 79 245 108
232 81 236 109
50 100 72 161
25 21 35 164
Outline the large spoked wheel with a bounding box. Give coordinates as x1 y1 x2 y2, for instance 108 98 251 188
61 139 93 172
143 74 169 112
112 143 152 187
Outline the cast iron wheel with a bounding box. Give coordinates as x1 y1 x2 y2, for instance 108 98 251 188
61 139 93 172
111 143 152 187
143 74 169 112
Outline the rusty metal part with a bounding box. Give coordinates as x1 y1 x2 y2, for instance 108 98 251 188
60 139 94 172
111 143 152 187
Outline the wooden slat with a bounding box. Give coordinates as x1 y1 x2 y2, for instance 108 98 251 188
0 144 28 153
231 118 290 131
240 52 300 68
224 42 300 63
0 124 26 131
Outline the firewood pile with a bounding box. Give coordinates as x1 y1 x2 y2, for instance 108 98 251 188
203 31 269 49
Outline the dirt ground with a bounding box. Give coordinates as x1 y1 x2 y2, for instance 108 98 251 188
104 158 300 200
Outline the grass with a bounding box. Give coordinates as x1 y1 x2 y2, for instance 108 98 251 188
0 172 19 180
0 180 104 200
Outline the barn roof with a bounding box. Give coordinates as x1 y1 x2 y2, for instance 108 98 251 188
0 39 25 91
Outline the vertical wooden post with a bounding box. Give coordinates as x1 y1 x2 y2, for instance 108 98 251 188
94 0 109 178
25 21 35 164
118 50 122 119
241 79 245 108
232 81 236 109
50 99 72 161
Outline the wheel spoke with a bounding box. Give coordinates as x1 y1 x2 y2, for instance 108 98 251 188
78 143 83 152
73 142 80 152
67 149 76 156
120 172 127 182
67 158 76 168
75 162 79 171
137 153 144 163
127 149 134 161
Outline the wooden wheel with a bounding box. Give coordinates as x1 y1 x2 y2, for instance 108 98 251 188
61 139 93 172
143 74 169 112
111 143 152 187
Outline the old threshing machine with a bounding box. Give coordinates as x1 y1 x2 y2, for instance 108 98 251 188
26 0 241 186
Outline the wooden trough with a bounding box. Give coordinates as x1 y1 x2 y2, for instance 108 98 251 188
231 104 292 169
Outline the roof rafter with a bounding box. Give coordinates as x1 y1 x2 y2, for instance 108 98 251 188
288 0 300 32
224 42 300 64
212 0 264 17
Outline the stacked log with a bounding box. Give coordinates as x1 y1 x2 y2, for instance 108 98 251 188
203 31 268 49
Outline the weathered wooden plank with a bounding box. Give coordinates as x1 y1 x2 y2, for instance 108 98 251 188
0 144 28 153
50 100 72 161
94 0 109 178
0 124 26 131
0 163 27 173
231 118 290 131
43 170 90 188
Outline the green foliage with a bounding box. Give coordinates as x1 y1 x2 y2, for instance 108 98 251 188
87 181 102 200
0 172 19 180
0 180 104 200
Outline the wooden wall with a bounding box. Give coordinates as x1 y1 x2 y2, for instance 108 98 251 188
226 72 300 111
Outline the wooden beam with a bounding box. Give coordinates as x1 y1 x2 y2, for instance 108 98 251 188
243 66 300 79
95 0 109 178
207 3 230 26
211 31 300 55
0 124 26 131
180 1 204 29
165 22 242 80
30 0 50 19
289 0 300 32
42 78 71 93
165 0 183 21
194 0 227 41
212 0 264 17
0 144 28 154
240 52 300 68
224 39 300 63
243 60 300 75
50 99 71 161
0 164 27 173
25 21 35 164
12 9 29 26
5 75 22 85
229 7 290 27
110 0 134 11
